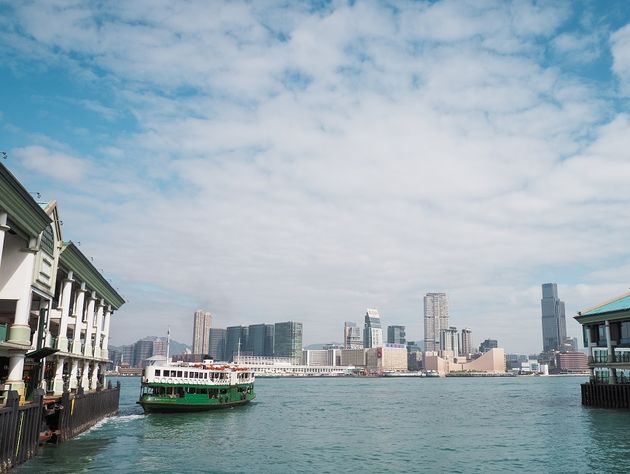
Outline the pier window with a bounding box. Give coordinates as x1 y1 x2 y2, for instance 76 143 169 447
598 324 607 347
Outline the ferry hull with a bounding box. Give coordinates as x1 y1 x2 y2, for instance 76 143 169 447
138 397 253 414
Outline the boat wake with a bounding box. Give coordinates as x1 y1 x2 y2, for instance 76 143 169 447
75 414 145 438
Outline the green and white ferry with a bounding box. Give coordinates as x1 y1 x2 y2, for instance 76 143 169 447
137 359 255 413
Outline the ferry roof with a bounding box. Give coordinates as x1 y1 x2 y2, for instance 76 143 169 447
575 291 630 324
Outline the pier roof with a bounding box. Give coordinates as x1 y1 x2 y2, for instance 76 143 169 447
575 292 630 324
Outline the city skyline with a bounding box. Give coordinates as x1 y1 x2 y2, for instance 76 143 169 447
2 2 630 354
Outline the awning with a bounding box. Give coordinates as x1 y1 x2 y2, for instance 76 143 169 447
26 347 59 360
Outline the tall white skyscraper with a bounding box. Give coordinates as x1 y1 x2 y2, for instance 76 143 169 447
424 293 449 352
541 283 567 353
460 328 473 357
363 309 383 349
192 310 213 355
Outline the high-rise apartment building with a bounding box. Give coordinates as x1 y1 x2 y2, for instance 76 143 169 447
460 328 473 357
121 344 134 367
424 293 448 352
226 326 249 362
344 322 363 349
541 283 567 353
152 338 166 357
440 327 459 356
363 309 383 349
248 323 275 356
479 338 498 353
208 328 227 361
387 325 406 345
192 310 213 355
274 321 303 361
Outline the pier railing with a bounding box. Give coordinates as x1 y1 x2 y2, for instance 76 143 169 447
55 381 120 442
0 390 44 473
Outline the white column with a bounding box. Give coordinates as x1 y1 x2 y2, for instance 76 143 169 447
72 284 86 355
69 359 79 391
57 272 74 352
605 320 616 383
0 212 9 270
83 293 96 357
93 300 104 359
81 361 90 390
101 308 112 360
52 357 66 395
6 237 38 400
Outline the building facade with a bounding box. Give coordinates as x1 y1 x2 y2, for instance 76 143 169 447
479 339 498 353
208 328 226 361
387 325 406 345
460 328 473 357
440 326 459 356
363 309 383 349
424 293 448 352
541 283 567 353
247 323 274 357
343 321 363 349
192 310 212 355
0 162 125 400
274 321 303 361
225 326 248 362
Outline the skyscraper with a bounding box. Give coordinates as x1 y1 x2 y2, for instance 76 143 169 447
208 328 227 361
387 325 406 345
248 323 275 356
344 321 363 349
424 293 448 352
363 309 383 349
541 283 567 353
225 326 249 362
274 321 303 361
460 328 473 357
192 310 213 355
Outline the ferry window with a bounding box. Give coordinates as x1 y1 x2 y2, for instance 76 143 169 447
163 370 169 377
192 372 197 378
155 370 161 376
184 371 188 378
177 371 183 377
204 373 207 379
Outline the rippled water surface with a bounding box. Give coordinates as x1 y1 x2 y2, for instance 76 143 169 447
14 375 630 473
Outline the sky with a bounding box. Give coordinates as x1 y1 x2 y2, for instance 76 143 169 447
1 0 630 354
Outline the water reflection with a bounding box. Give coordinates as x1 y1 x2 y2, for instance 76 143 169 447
584 407 630 472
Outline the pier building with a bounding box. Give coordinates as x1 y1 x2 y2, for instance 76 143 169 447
0 163 124 402
575 292 630 408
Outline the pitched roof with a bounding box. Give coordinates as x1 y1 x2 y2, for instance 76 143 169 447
581 292 630 317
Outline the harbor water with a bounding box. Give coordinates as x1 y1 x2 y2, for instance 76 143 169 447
14 375 630 473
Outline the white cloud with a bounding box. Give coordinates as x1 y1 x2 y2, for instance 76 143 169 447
611 23 630 95
12 146 89 183
1 1 629 353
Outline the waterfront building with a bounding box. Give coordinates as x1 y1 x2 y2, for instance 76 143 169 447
575 292 630 407
366 346 408 372
302 349 338 367
208 328 226 361
343 321 363 349
387 325 406 345
555 352 588 374
424 293 448 352
152 337 166 357
425 348 506 375
339 348 367 367
479 339 498 353
107 347 122 371
192 310 212 355
541 283 567 353
0 162 125 399
274 321 303 362
247 323 274 356
235 355 353 377
440 327 459 356
460 328 473 358
225 326 249 362
363 309 383 349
